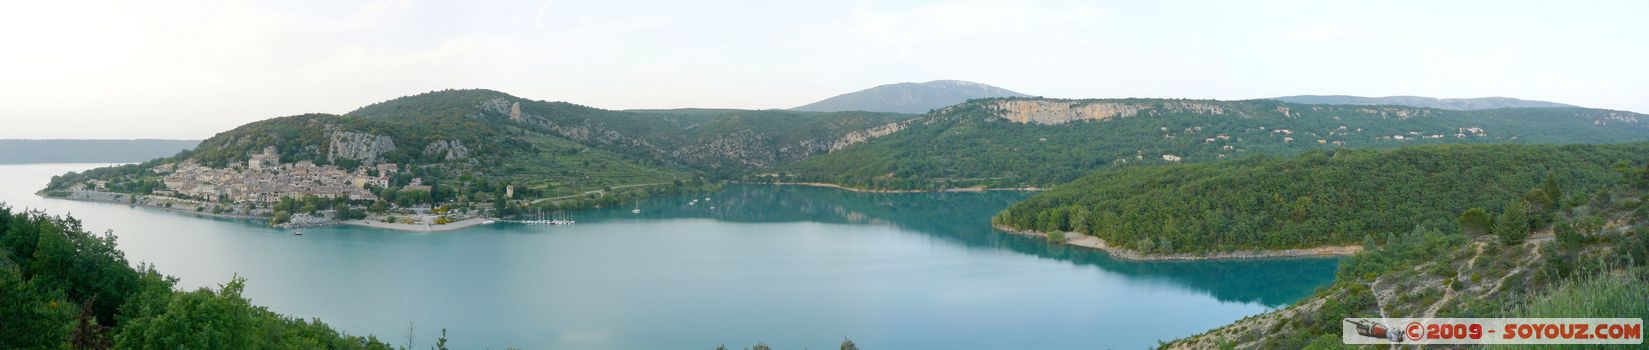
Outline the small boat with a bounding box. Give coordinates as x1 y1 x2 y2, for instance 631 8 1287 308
292 231 303 236
520 210 575 225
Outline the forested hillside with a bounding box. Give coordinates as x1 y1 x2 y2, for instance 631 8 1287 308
781 98 1649 190
1168 163 1649 349
47 89 915 206
185 89 914 177
995 143 1649 254
1271 95 1577 110
621 108 917 176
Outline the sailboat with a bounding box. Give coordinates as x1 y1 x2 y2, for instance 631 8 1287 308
631 201 640 214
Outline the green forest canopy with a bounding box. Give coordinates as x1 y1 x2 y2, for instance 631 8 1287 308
995 143 1649 254
0 206 399 349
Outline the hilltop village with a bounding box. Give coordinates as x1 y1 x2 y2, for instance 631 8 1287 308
153 147 384 203
56 147 486 231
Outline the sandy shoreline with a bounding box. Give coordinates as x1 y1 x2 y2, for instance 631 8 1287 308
43 190 497 233
42 191 267 221
745 181 1042 193
993 224 1362 261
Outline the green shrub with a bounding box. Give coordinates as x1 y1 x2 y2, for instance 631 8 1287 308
1504 274 1649 350
1045 230 1066 244
1458 208 1491 237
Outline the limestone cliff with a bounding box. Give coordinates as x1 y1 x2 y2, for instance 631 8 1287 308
422 140 470 161
478 98 515 118
477 98 527 122
827 120 913 151
327 131 396 165
986 100 1230 125
666 119 914 170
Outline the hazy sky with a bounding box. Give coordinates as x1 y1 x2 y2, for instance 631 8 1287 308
2 0 1645 139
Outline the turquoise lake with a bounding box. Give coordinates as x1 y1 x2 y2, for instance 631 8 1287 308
0 164 1338 349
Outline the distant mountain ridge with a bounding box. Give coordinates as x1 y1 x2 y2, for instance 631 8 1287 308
0 139 199 164
793 80 1031 114
1271 95 1577 110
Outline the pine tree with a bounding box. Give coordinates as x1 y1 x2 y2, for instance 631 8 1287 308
1070 206 1090 234
1543 175 1563 209
841 338 859 350
493 189 508 217
1495 200 1531 246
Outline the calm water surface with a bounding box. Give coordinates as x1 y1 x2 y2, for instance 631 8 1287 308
0 164 1337 349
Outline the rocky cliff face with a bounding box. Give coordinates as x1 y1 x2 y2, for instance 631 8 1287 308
1595 111 1642 125
1343 106 1429 119
671 130 777 168
827 120 913 151
987 100 1230 125
666 120 915 170
477 98 514 118
422 140 470 161
478 98 527 122
327 131 396 165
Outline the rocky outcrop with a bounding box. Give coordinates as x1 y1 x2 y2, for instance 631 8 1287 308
422 140 470 161
674 119 919 169
477 98 531 122
672 130 777 168
1353 107 1428 119
827 119 914 151
327 131 396 165
478 98 511 116
987 100 1229 125
1586 111 1641 126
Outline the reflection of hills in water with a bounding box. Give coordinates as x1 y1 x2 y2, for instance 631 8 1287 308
580 184 1337 307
